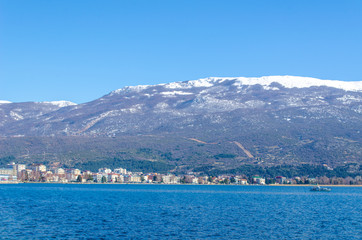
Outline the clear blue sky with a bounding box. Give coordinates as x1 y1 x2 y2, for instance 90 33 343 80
1 0 361 103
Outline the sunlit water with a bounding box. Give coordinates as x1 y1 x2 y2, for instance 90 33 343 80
0 184 361 239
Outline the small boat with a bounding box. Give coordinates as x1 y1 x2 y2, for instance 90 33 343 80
310 185 331 192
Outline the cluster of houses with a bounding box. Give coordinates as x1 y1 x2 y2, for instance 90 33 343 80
0 163 249 184
0 162 353 185
0 162 259 184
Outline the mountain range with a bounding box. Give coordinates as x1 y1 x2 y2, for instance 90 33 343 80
1 76 361 173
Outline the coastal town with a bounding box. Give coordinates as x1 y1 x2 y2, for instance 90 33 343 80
0 162 361 185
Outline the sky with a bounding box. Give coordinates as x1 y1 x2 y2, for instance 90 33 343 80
1 0 361 103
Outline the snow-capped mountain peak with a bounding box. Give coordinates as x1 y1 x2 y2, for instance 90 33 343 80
232 76 362 92
109 76 362 95
178 75 362 92
0 100 12 104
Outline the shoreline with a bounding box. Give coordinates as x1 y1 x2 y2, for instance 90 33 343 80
1 182 362 187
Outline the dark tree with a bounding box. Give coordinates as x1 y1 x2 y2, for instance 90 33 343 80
76 175 82 182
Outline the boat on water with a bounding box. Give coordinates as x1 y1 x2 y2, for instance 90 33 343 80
310 185 331 192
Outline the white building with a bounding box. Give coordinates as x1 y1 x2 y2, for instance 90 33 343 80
71 169 81 175
108 173 120 183
0 167 14 176
29 164 46 173
55 168 65 175
94 173 103 183
14 164 26 174
114 168 127 174
99 168 112 174
239 179 248 185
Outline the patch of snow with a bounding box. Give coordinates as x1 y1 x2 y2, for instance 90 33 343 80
306 97 328 106
337 95 362 104
285 97 304 107
81 109 134 132
165 78 215 89
263 86 280 91
160 91 194 96
120 104 143 113
165 82 189 89
244 100 265 108
155 102 169 109
352 105 362 114
205 115 226 124
111 85 151 95
42 101 77 107
187 78 215 88
153 102 170 113
143 93 154 98
191 95 245 111
0 100 11 104
10 111 24 120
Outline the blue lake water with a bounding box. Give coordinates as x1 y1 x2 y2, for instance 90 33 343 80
0 184 361 239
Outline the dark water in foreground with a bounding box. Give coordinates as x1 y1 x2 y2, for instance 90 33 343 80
0 184 361 239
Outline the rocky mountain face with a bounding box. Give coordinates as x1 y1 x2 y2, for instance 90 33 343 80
0 76 361 171
0 101 76 132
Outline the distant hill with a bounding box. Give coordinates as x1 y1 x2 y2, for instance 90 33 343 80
0 76 361 172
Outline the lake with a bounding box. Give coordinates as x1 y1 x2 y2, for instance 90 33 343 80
0 184 361 239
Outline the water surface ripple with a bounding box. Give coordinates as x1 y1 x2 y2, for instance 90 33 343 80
0 184 361 239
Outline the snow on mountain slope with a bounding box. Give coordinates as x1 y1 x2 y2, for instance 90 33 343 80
0 76 360 168
1 75 361 136
110 85 151 95
232 76 362 91
41 101 77 107
0 100 76 107
160 91 194 96
110 76 362 94
165 78 215 89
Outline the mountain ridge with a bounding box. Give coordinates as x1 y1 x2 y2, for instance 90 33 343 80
0 75 361 171
109 76 362 96
2 76 362 105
